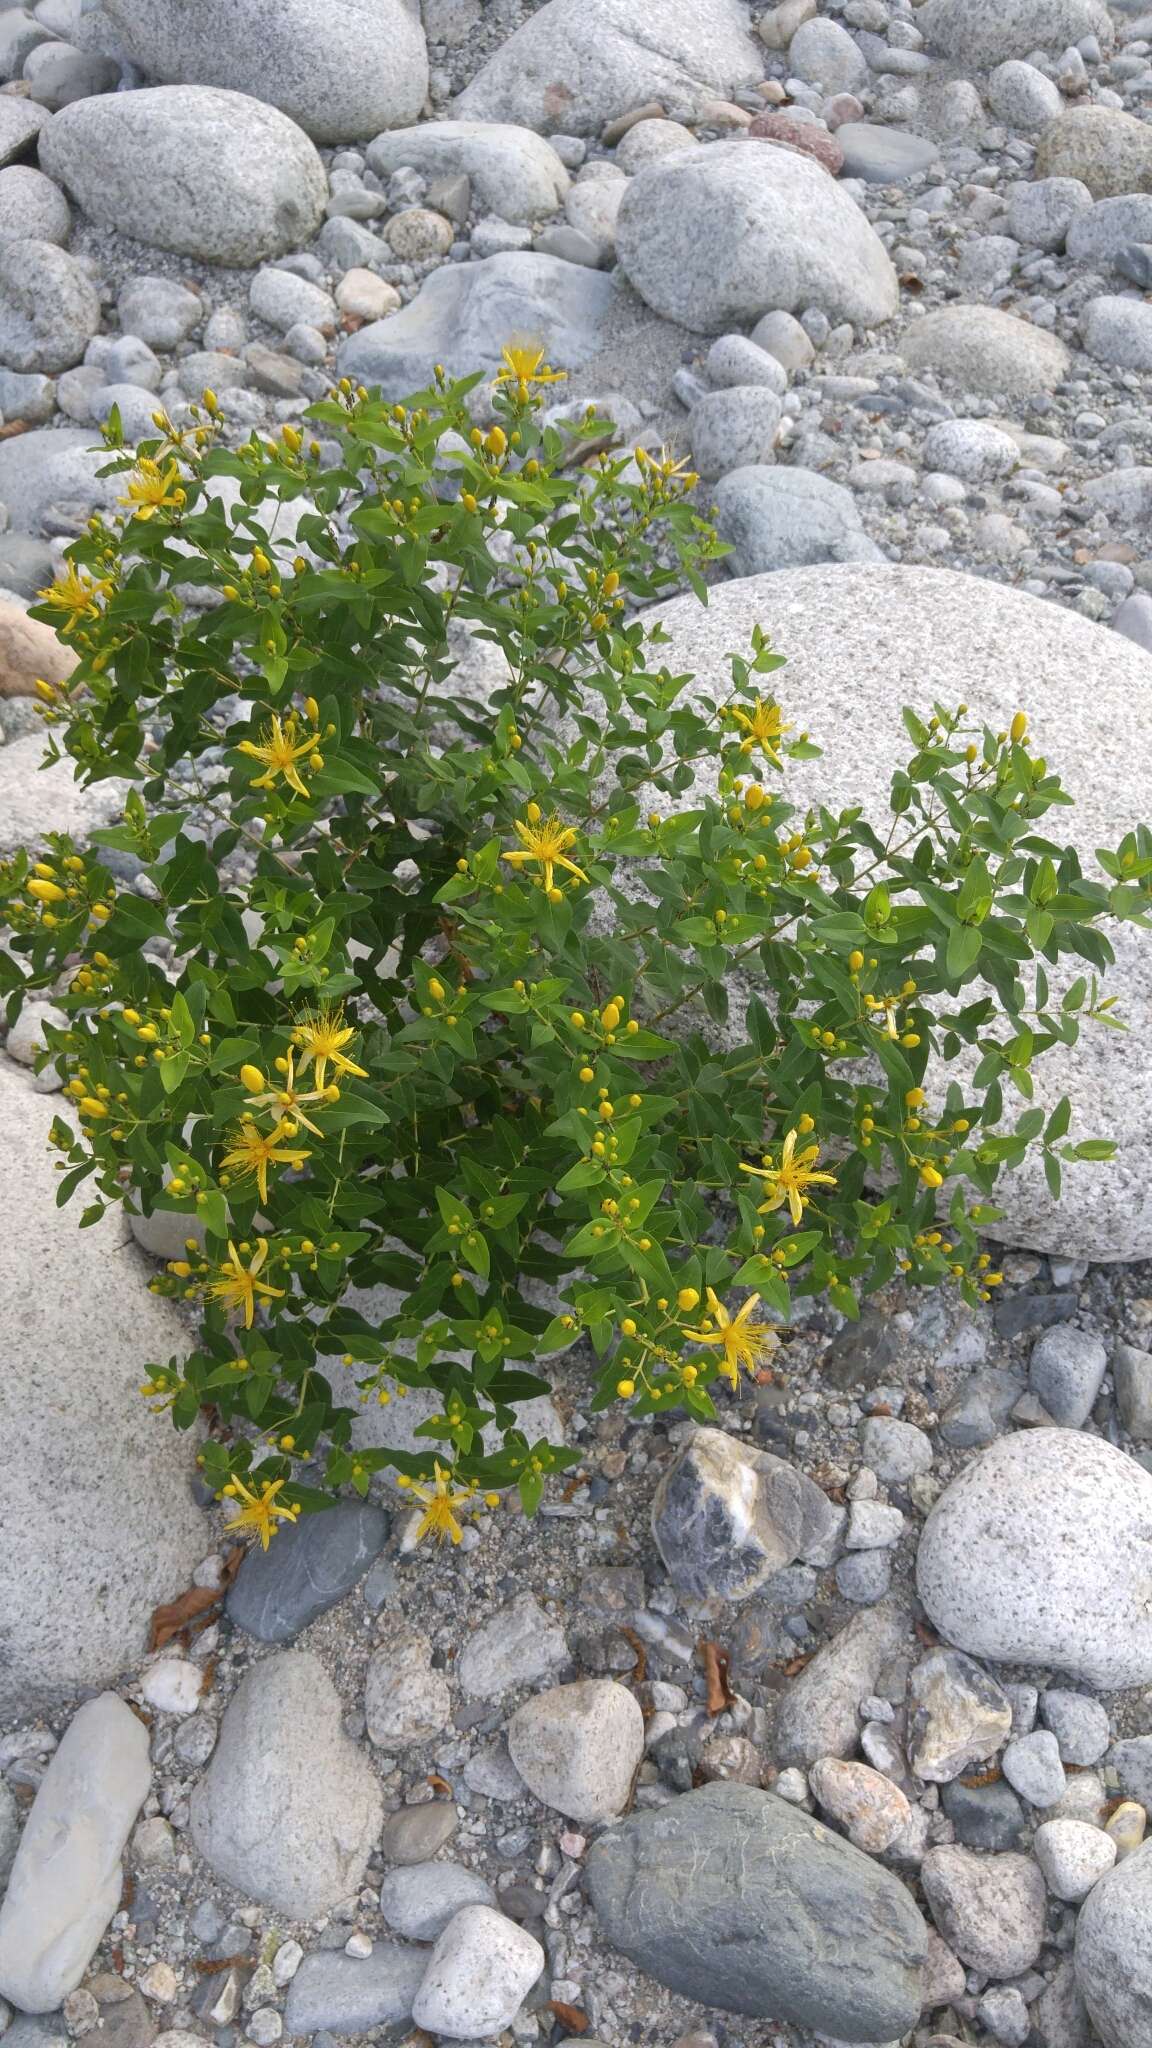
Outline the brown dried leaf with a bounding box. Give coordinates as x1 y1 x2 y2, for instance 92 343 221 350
619 1625 648 1689
549 2002 589 2033
148 1545 245 1652
426 1773 452 1796
701 1639 734 1716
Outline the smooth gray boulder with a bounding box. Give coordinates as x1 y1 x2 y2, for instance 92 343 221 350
367 121 569 222
454 0 762 134
773 1603 908 1767
39 86 327 263
0 239 97 372
92 0 427 143
713 465 880 576
918 0 1112 66
1036 104 1152 198
0 1063 205 1719
899 304 1069 397
638 562 1152 1260
0 1696 150 2012
918 1429 1152 1687
507 1679 644 1822
586 1782 927 2036
1076 1841 1152 2046
189 1651 383 1916
337 251 617 399
226 1500 388 1642
616 141 898 334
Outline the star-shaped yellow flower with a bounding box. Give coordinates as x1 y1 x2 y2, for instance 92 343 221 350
495 343 567 403
291 1004 367 1092
37 564 110 633
410 1462 476 1546
209 1238 284 1329
681 1287 779 1389
236 713 318 800
728 697 794 766
119 457 185 522
223 1474 299 1549
243 1047 329 1137
221 1117 310 1205
502 807 589 902
740 1128 838 1226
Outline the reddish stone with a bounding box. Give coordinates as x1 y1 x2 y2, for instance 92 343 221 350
747 110 844 175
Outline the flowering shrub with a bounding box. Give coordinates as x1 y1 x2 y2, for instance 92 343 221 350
5 353 1150 1542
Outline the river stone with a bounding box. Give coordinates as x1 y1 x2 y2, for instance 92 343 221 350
379 1861 497 1941
1036 105 1152 199
713 466 878 576
0 166 70 246
921 1845 1046 1978
616 141 898 333
586 1781 927 2036
457 1590 568 1698
1034 1817 1116 1903
899 304 1069 397
411 1904 545 2040
652 1427 821 1599
773 1602 908 1767
367 121 568 221
1075 1840 1152 2046
0 97 48 166
93 0 427 144
225 1500 388 1642
39 87 327 264
0 239 97 373
808 1757 912 1853
918 0 1112 66
0 1063 204 1719
907 1648 1013 1783
918 1429 1152 1687
379 1801 458 1865
0 1696 150 2013
189 1651 383 1917
507 1679 644 1822
454 0 763 135
365 1627 452 1749
1081 295 1152 372
637 561 1152 1259
337 251 617 400
689 387 782 481
834 122 940 183
283 1948 427 2037
0 598 76 700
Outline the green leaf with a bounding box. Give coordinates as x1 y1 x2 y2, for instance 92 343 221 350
946 925 982 977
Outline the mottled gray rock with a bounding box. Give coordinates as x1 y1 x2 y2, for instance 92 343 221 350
379 1801 458 1865
808 1756 912 1853
0 1696 150 2013
616 140 898 333
1028 1324 1107 1427
751 308 814 371
283 1949 427 2037
1035 1817 1116 1903
918 0 1112 65
921 1846 1046 1978
1106 1734 1152 1807
507 1679 644 1823
586 1782 927 2035
367 121 568 222
0 166 69 246
95 0 428 143
1075 1840 1152 2046
835 1547 893 1604
689 386 782 482
40 86 327 264
922 418 1018 481
454 0 763 135
0 97 48 167
117 275 202 350
249 266 335 334
773 1602 907 1767
615 116 697 171
940 1777 1025 1852
190 1652 382 1917
651 1427 826 1599
788 16 867 93
23 39 119 109
0 239 97 373
705 334 788 396
338 251 616 401
1081 295 1152 372
411 1905 544 2038
1036 104 1152 199
1068 194 1152 266
987 59 1062 130
365 1627 451 1749
1007 174 1092 251
907 1648 1012 1783
860 1416 933 1483
1001 1729 1066 1807
918 1429 1152 1688
713 465 879 577
1114 1342 1152 1437
379 1861 496 1942
226 1501 388 1643
834 122 940 183
1041 1691 1111 1766
457 1590 568 1699
899 304 1069 398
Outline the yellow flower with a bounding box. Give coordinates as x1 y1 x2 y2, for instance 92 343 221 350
119 457 185 522
37 564 110 633
410 1461 476 1546
223 1474 299 1549
502 813 589 896
740 1128 838 1227
728 697 794 766
221 1117 310 1205
681 1287 779 1389
495 343 567 403
243 1047 328 1137
292 1003 367 1091
209 1238 284 1329
236 713 317 800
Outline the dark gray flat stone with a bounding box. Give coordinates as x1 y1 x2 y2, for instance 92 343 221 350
227 1501 389 1643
